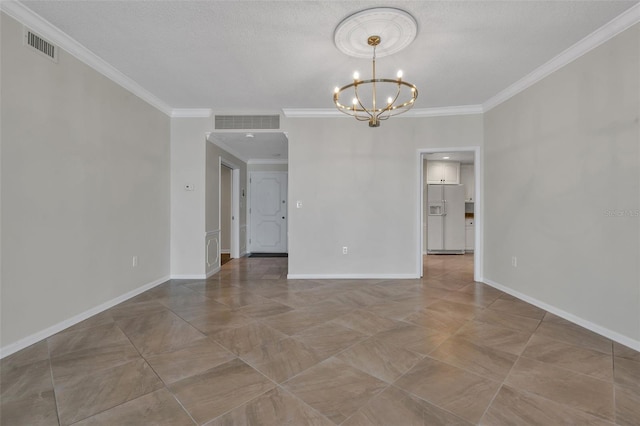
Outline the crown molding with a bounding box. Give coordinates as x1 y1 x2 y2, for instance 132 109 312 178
282 105 483 119
407 105 484 117
483 2 640 111
247 159 288 165
1 1 173 116
171 109 213 118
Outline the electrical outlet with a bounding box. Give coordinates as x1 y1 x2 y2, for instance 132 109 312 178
342 246 348 255
132 256 138 267
511 256 517 267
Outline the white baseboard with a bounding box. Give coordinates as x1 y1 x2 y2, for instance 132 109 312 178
287 273 420 279
206 266 221 278
170 274 207 280
483 278 640 352
221 249 230 254
0 275 170 359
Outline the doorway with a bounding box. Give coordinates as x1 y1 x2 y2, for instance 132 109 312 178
419 147 482 281
220 165 233 265
249 171 288 253
220 158 241 260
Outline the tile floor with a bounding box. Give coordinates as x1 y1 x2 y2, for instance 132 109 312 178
1 254 639 425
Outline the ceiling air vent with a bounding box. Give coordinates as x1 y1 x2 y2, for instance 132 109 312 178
215 115 280 130
24 28 58 62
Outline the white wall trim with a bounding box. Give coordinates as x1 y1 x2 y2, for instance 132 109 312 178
483 3 640 111
282 106 483 119
483 278 640 352
287 273 420 279
0 1 173 116
171 109 213 118
170 274 207 280
0 275 170 359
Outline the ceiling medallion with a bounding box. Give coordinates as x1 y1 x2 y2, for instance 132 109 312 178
333 8 418 127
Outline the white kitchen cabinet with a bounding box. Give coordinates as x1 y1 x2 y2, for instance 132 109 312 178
460 164 475 201
426 161 460 184
465 218 475 252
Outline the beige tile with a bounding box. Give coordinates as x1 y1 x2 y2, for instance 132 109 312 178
488 297 546 320
395 356 500 423
615 384 640 426
429 336 518 381
50 342 140 383
0 390 59 426
505 357 614 421
404 308 468 334
108 299 169 321
0 341 49 373
374 323 449 355
337 337 423 383
116 310 206 356
473 308 541 333
242 337 321 383
535 315 612 354
481 385 613 426
364 300 423 320
327 289 386 308
145 338 236 384
343 386 471 426
283 357 388 424
212 288 273 308
263 307 346 335
522 334 613 381
212 322 287 357
235 299 294 319
614 356 640 392
47 322 131 359
1 359 53 404
441 289 501 307
332 309 400 335
186 309 253 336
54 358 163 425
207 387 333 426
613 342 640 362
293 322 367 359
169 358 274 424
455 321 532 356
73 389 195 426
169 298 234 322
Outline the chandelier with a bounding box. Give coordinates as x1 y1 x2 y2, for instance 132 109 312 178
333 35 418 127
332 7 419 127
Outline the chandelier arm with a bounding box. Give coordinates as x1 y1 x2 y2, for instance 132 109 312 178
353 82 374 119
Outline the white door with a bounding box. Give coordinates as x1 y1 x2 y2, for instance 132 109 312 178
249 172 287 253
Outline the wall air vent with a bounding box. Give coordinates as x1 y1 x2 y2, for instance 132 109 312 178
24 28 58 62
215 115 280 130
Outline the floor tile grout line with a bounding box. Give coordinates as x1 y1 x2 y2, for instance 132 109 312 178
45 339 62 426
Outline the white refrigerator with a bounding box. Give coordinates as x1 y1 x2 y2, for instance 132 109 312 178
427 184 466 254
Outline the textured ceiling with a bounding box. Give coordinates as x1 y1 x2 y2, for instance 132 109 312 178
19 0 639 112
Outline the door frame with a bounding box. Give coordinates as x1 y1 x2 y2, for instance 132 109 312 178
248 171 288 253
219 157 240 259
418 146 483 282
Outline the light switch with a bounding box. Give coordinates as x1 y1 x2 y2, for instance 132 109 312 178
296 201 303 208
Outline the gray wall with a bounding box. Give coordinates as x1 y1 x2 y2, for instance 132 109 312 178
1 13 171 348
287 115 483 277
248 163 289 173
484 23 640 342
